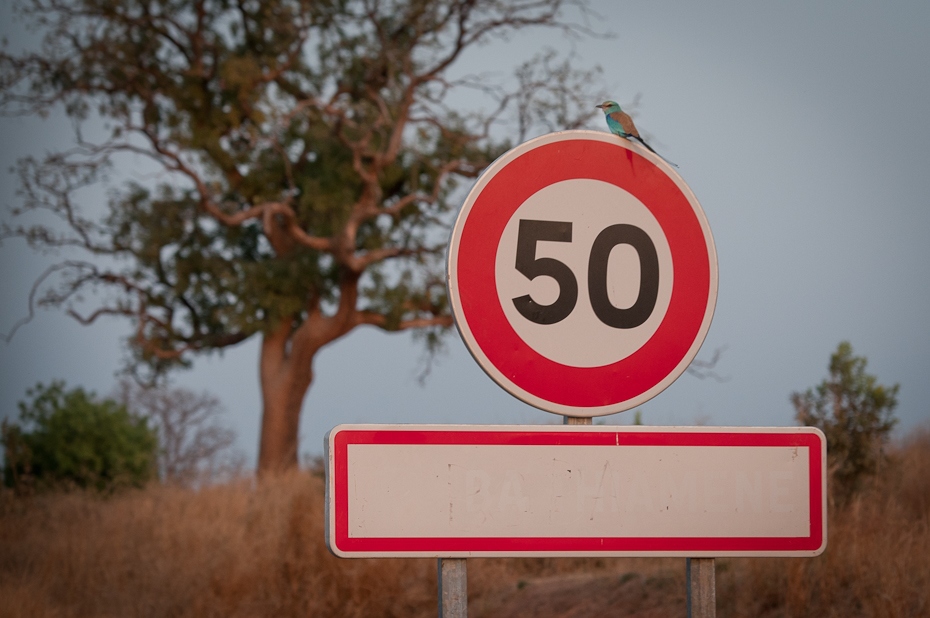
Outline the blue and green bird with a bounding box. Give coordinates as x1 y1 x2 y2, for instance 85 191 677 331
596 100 677 168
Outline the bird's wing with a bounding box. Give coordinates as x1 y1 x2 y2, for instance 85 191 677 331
609 111 640 138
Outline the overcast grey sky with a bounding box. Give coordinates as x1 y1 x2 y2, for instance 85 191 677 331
2 0 928 466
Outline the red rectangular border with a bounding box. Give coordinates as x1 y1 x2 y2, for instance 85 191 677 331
328 427 825 556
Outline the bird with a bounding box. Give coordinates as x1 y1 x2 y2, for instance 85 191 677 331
596 100 678 168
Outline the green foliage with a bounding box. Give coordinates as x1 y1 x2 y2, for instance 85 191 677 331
2 382 157 492
792 341 899 502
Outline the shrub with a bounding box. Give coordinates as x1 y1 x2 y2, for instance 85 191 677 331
791 341 898 503
2 382 157 492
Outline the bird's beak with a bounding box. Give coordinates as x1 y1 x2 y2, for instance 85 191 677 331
595 104 603 109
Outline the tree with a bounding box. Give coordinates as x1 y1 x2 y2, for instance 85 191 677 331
792 341 899 503
2 381 157 491
0 0 603 473
114 379 241 486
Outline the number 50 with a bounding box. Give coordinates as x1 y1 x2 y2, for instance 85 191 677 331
511 219 659 328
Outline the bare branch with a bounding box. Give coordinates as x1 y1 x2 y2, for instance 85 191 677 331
3 262 79 342
114 378 241 486
686 346 730 382
354 311 454 331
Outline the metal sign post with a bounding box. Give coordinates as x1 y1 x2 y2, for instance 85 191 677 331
438 558 467 618
687 558 716 618
563 415 592 425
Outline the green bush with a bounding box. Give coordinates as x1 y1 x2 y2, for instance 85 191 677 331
2 382 157 492
792 342 899 503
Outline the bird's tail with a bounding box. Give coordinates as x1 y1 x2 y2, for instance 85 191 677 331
631 135 679 168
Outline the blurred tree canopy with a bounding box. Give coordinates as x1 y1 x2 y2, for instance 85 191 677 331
2 382 157 491
792 341 899 503
0 0 604 472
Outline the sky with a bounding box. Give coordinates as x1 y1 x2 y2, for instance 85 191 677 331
1 0 928 468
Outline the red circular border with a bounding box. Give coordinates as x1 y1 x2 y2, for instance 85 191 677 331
454 137 711 408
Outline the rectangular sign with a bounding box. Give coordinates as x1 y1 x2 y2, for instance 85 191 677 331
325 425 826 558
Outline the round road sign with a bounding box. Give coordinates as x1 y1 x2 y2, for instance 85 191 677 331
447 130 717 417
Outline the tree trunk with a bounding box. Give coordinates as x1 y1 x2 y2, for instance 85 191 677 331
257 320 316 475
257 369 310 475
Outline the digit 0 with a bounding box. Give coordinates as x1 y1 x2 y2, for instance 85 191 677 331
587 224 659 329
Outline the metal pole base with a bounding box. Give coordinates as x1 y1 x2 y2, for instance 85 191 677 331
438 558 467 618
563 416 593 425
686 557 716 618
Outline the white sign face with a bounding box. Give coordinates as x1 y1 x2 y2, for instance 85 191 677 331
494 179 674 367
447 130 718 417
325 425 827 558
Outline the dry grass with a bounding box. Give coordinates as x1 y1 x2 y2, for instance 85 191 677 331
1 429 928 617
0 471 436 617
717 427 930 618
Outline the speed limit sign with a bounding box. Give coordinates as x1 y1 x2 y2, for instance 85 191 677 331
447 130 717 417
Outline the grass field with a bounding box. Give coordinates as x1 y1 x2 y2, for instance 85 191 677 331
1 428 927 617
